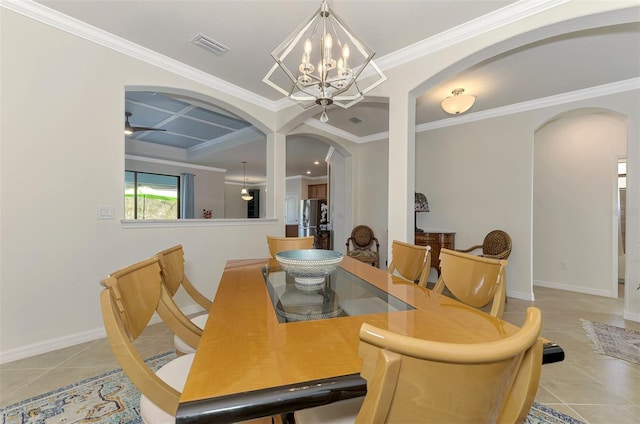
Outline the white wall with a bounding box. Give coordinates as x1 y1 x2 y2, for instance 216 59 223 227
326 151 347 253
224 183 248 218
415 90 640 305
416 117 534 299
0 9 281 362
534 112 627 296
286 177 303 197
3 2 639 363
352 139 389 267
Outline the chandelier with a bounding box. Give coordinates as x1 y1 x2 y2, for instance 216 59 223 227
263 0 386 122
240 161 253 201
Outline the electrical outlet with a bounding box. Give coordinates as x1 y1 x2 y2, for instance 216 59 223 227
560 261 567 271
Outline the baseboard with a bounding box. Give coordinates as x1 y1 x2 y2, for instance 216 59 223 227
534 280 617 298
0 327 108 365
0 304 204 365
506 289 534 301
623 310 640 323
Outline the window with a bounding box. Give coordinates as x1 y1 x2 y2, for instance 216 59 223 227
125 171 180 219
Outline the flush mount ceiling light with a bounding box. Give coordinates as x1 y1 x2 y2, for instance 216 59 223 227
441 88 476 115
241 161 253 201
263 0 386 123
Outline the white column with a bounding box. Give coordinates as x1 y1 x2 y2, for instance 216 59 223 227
267 132 286 224
387 90 416 262
624 111 640 321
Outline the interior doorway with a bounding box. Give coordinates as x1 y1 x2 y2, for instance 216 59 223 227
533 111 626 298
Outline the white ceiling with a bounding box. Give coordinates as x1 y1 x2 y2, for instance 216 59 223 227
24 1 640 182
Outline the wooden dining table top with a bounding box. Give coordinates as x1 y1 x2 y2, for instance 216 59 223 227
176 256 521 423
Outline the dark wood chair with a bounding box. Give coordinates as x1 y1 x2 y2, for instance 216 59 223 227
457 229 512 260
346 225 380 268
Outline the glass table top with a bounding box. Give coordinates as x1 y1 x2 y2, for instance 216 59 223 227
263 266 414 323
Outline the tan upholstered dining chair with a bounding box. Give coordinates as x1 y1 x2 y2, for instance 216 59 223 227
346 225 380 268
156 244 212 310
433 248 508 318
266 235 314 257
156 244 210 356
457 230 512 304
100 257 197 424
295 307 543 424
387 240 431 287
100 258 275 424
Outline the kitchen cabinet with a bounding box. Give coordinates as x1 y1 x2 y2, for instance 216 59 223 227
308 184 327 199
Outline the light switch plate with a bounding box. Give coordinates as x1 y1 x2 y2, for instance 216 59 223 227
98 206 114 220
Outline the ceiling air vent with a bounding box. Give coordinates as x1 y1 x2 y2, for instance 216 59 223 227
191 33 230 56
349 116 363 124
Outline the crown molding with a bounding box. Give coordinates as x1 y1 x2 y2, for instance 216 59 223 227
4 0 634 143
296 78 640 143
303 119 364 144
0 0 278 111
3 0 569 114
417 78 640 132
374 0 569 71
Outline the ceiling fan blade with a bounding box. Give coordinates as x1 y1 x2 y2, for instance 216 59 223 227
131 126 167 133
124 112 166 133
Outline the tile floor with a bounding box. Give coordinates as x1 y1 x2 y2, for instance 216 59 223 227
1 286 639 423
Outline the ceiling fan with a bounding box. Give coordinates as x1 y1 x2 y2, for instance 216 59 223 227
124 112 166 135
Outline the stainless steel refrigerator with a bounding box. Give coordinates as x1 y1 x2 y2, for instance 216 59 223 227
299 199 324 238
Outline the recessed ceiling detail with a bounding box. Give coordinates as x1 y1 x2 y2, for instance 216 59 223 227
191 33 230 56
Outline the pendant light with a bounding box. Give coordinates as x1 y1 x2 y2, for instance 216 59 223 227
241 161 253 201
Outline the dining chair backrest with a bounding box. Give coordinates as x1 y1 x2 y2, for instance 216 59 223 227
345 225 380 268
156 244 212 311
456 229 512 260
387 240 431 287
266 235 314 258
295 307 543 424
433 248 507 318
100 257 193 416
354 307 543 423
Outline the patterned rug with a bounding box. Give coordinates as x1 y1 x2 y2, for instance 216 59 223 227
581 319 640 365
0 352 174 424
1 351 584 424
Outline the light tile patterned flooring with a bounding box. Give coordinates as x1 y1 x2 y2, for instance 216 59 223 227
1 286 639 423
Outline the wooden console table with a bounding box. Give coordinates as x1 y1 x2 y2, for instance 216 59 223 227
415 230 455 273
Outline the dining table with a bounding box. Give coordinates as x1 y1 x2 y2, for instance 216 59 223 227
176 255 563 424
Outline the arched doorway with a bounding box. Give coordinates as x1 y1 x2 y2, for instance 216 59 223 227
533 110 627 298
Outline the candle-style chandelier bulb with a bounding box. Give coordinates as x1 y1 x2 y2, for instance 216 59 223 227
263 0 386 122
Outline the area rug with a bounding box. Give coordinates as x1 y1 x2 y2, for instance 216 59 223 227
1 351 583 424
0 351 175 424
581 319 640 365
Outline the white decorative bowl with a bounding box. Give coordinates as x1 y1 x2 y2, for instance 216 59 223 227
275 288 343 322
275 249 344 290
